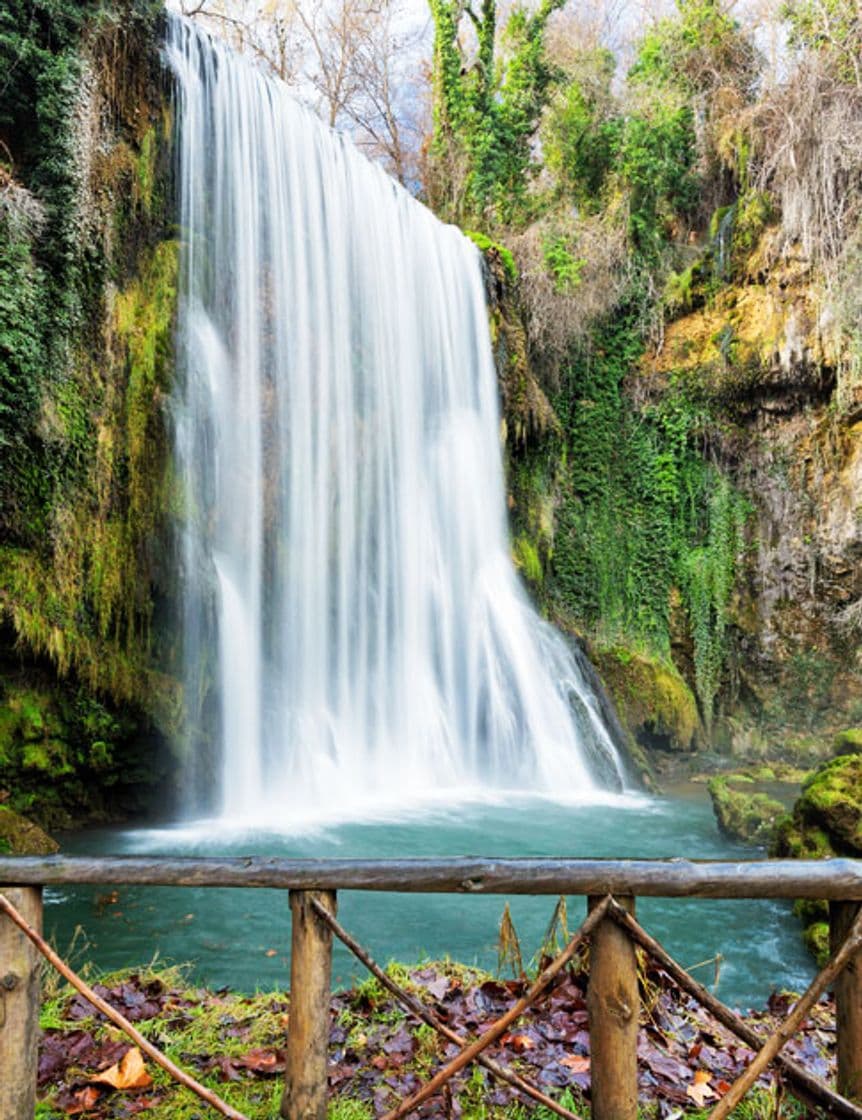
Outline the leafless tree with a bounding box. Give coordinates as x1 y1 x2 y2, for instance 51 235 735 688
180 0 429 187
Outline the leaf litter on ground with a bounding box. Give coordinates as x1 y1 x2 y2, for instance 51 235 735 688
37 958 837 1118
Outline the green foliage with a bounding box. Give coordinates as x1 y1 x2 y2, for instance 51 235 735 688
542 311 746 725
628 0 759 98
782 0 862 80
0 216 46 460
464 230 517 280
617 101 699 259
0 0 181 759
427 0 564 224
541 48 619 209
512 536 543 585
681 473 748 726
542 234 585 293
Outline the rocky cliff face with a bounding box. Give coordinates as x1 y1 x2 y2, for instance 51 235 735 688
0 1 180 825
648 235 862 759
489 218 861 777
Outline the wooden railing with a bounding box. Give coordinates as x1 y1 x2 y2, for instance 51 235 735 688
1 855 861 1120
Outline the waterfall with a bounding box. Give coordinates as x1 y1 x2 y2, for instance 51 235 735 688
166 16 626 822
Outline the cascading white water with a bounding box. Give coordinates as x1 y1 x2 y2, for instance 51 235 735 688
167 16 626 822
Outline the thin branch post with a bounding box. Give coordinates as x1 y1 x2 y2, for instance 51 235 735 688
587 894 638 1120
282 890 337 1120
0 886 41 1120
832 901 862 1103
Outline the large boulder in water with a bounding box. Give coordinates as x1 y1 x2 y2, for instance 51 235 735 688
773 753 862 860
772 751 862 963
707 773 785 844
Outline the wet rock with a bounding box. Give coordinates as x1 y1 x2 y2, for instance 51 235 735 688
707 774 784 844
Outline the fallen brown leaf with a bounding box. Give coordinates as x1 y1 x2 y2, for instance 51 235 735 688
92 1047 153 1090
503 1033 535 1052
560 1054 590 1073
64 1086 102 1115
686 1070 716 1107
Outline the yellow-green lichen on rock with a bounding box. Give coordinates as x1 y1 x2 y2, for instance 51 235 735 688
772 754 862 964
0 1 183 824
0 669 169 829
773 755 862 860
707 773 785 844
591 644 701 754
0 804 59 856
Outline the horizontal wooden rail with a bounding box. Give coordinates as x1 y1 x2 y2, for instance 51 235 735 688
3 857 862 1120
0 855 860 897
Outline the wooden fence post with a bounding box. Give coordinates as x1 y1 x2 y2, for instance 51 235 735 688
281 889 336 1120
587 894 638 1120
831 900 862 1103
0 886 42 1120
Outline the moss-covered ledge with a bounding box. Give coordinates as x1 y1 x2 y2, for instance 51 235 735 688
0 803 58 856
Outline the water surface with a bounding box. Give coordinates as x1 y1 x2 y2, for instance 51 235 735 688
48 792 813 1009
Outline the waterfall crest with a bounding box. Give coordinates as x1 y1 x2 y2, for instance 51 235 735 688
167 16 626 821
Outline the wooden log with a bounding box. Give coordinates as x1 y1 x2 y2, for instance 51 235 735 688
0 887 41 1120
606 898 862 1120
282 890 336 1120
587 895 638 1120
708 903 862 1120
0 855 860 898
832 901 862 1103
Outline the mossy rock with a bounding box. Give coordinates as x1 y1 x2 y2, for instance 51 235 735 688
792 901 830 967
0 804 59 855
0 671 169 830
707 774 784 845
801 754 862 854
834 728 862 757
772 754 862 965
772 815 835 860
802 919 830 968
592 645 701 754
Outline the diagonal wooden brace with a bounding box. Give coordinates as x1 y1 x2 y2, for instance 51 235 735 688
379 895 612 1120
605 897 862 1120
309 897 584 1120
706 903 862 1120
0 891 248 1120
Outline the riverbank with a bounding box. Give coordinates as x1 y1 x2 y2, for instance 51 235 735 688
37 959 834 1119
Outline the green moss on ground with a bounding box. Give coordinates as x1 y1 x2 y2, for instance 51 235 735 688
35 962 822 1120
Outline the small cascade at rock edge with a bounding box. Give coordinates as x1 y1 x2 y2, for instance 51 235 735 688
166 15 627 822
